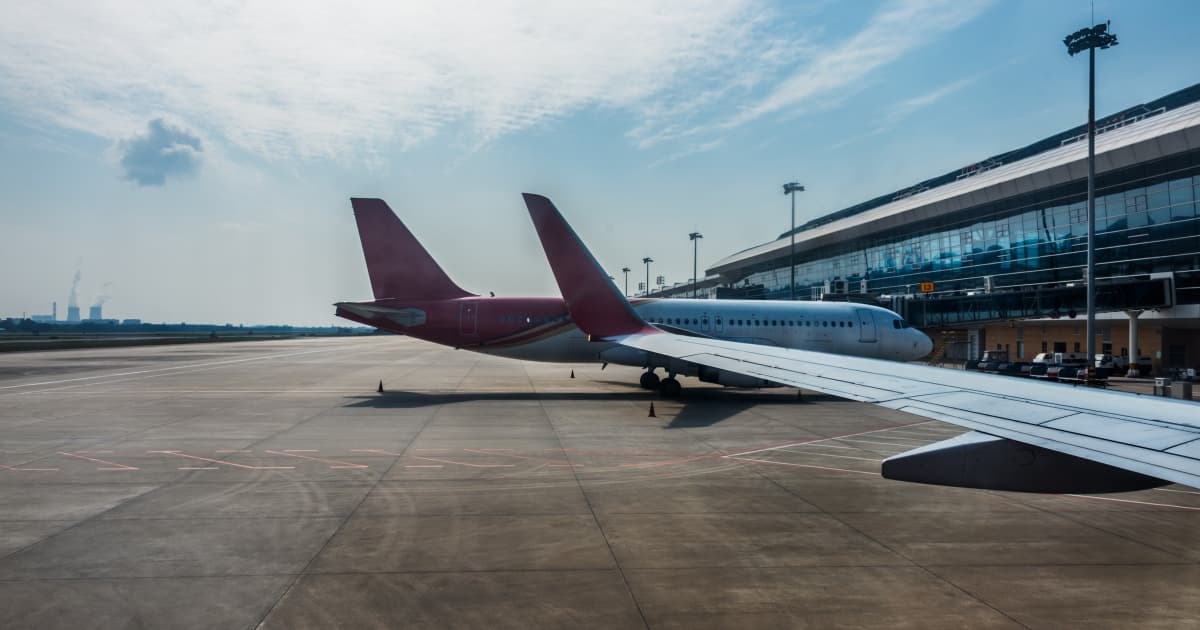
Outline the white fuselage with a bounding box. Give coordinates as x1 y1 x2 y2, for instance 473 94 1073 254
478 299 932 365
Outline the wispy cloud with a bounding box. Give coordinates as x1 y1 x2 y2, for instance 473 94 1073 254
645 0 992 157
828 73 980 149
0 1 781 160
878 75 979 129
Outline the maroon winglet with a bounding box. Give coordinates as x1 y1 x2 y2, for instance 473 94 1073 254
523 193 656 338
350 198 474 301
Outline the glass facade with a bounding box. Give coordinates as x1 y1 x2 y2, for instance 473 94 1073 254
739 151 1200 303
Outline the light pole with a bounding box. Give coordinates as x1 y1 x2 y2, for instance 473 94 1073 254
621 267 631 297
1065 21 1118 371
642 257 653 297
782 182 805 300
688 232 703 299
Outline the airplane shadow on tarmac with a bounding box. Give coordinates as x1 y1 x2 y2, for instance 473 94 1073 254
341 386 849 428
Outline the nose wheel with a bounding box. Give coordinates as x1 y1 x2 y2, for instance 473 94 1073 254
639 370 661 389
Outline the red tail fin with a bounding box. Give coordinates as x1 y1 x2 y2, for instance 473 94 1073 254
523 193 654 338
350 198 474 301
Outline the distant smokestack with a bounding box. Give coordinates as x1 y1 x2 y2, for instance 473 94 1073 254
52 301 57 321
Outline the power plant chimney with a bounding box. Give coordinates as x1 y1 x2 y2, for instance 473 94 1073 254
52 301 57 322
67 306 80 323
88 305 102 320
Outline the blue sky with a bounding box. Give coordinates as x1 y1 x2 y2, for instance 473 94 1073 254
1 0 1197 325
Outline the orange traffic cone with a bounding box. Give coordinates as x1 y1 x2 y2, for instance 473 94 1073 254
648 401 657 418
377 380 384 393
570 370 575 379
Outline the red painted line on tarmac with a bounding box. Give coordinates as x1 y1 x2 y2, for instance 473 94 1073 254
779 451 882 463
264 450 368 469
148 451 294 470
462 448 581 467
618 453 720 469
0 463 58 472
57 451 138 470
352 449 513 468
727 456 877 476
722 420 936 458
410 456 514 468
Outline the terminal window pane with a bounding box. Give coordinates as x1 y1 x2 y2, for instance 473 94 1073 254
1147 182 1170 210
1149 203 1171 225
1126 191 1148 213
1171 200 1194 221
1170 178 1194 204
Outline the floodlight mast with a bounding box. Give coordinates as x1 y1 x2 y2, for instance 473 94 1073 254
1064 21 1118 377
621 267 631 297
689 232 703 299
782 182 805 300
642 257 653 297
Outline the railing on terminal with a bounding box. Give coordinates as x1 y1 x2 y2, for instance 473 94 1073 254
898 275 1175 328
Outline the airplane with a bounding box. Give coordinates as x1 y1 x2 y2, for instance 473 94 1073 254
522 192 1200 494
334 198 932 397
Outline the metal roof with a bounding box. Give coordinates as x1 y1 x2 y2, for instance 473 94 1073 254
710 93 1200 277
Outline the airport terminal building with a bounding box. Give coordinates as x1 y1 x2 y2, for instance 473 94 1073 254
703 82 1200 372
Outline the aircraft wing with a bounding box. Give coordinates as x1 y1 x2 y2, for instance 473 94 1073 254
615 331 1200 492
521 192 1200 493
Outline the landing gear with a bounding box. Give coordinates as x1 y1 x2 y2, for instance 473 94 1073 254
639 370 661 389
659 377 682 398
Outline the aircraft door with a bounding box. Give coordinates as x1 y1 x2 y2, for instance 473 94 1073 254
459 301 478 336
855 308 877 342
701 315 710 333
714 315 724 334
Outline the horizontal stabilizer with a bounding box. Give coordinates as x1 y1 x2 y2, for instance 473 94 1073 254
882 431 1169 494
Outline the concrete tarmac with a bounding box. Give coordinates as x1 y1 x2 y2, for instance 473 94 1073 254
0 336 1197 629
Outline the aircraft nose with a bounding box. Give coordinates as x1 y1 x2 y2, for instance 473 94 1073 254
915 331 933 358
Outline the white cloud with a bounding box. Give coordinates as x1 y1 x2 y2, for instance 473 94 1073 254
0 0 780 160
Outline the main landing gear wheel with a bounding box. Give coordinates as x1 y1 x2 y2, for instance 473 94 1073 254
659 377 682 398
639 371 661 389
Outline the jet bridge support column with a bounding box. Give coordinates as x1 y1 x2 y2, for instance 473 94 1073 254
1125 310 1142 377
